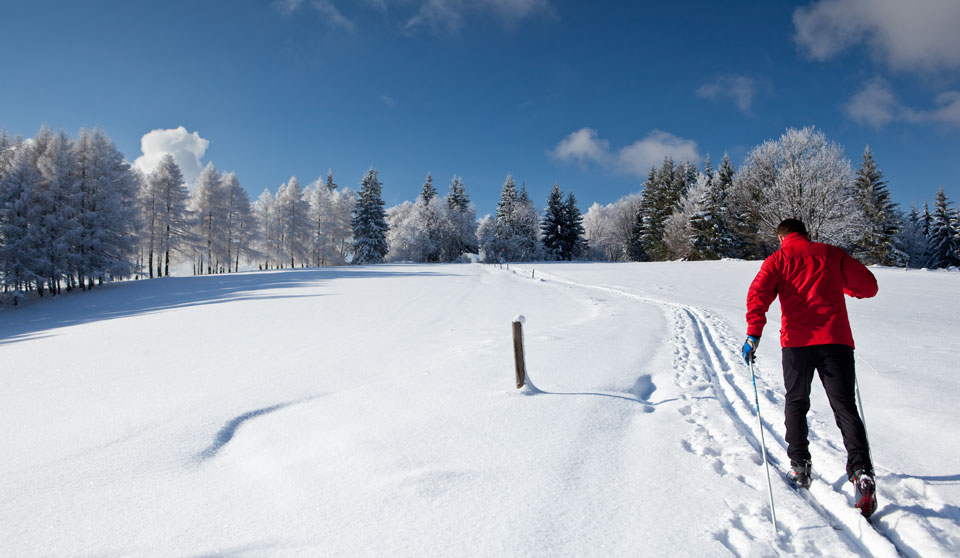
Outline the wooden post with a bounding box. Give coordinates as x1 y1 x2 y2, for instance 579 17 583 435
512 316 526 389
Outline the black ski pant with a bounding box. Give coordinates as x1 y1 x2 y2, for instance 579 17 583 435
782 344 872 480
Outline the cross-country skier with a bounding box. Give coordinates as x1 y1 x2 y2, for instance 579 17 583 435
741 218 879 518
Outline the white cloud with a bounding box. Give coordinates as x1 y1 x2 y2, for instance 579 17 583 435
696 75 763 114
134 126 210 186
845 77 960 129
550 128 701 178
548 128 610 165
616 131 701 177
275 0 304 15
281 0 552 35
312 0 356 32
793 0 960 72
406 0 552 33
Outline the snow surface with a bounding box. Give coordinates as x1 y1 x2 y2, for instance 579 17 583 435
1 262 957 557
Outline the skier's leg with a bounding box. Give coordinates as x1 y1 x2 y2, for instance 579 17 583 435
782 347 816 465
815 344 871 480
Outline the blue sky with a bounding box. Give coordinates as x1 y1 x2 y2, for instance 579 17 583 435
2 0 959 216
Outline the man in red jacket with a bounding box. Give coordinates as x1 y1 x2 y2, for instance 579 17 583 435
742 218 879 517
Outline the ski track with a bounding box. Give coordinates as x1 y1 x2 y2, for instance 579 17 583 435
502 265 951 558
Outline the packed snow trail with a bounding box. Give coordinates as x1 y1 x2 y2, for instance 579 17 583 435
505 263 958 557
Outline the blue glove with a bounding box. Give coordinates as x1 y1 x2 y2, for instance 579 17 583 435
742 335 760 364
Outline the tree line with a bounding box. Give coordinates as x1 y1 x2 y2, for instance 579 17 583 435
2 125 958 304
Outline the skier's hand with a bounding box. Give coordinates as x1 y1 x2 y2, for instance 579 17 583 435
741 335 760 364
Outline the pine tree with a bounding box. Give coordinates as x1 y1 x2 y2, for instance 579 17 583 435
325 169 337 192
352 168 389 264
628 167 656 261
563 191 586 260
445 176 477 259
927 188 960 268
419 172 437 204
541 183 566 260
514 183 542 261
853 147 901 265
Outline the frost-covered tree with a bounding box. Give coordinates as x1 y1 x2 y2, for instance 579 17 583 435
190 162 227 274
420 172 437 204
688 154 738 260
483 175 541 262
852 146 902 265
895 205 930 268
253 189 281 269
731 126 859 254
442 175 477 259
33 128 82 293
927 188 960 268
416 173 441 262
148 154 190 277
385 200 432 262
352 168 389 264
0 141 42 292
222 172 252 272
276 176 311 268
631 158 697 261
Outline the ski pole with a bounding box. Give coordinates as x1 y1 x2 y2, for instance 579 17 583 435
854 375 874 468
750 359 778 535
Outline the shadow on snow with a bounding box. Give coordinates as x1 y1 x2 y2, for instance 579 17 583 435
0 267 454 346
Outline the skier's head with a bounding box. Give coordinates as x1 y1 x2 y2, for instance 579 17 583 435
777 218 807 241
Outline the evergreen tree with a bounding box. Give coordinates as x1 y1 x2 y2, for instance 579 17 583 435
352 168 389 264
325 169 337 192
514 183 542 260
853 146 901 265
444 175 477 259
927 188 960 268
541 183 566 260
419 172 437 204
895 205 930 268
628 167 656 261
563 191 586 260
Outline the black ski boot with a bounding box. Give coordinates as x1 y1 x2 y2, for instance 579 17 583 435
852 469 878 518
788 459 812 489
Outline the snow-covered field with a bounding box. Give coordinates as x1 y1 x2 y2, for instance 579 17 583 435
1 261 957 557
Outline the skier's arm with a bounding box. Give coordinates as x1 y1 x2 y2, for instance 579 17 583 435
745 258 779 338
841 251 878 299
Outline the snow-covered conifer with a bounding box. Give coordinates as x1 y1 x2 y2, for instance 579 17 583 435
927 188 960 268
852 147 902 265
541 183 566 260
351 168 389 264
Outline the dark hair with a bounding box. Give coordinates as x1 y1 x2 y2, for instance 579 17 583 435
777 218 807 237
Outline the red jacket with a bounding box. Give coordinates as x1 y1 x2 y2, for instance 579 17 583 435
746 233 878 348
